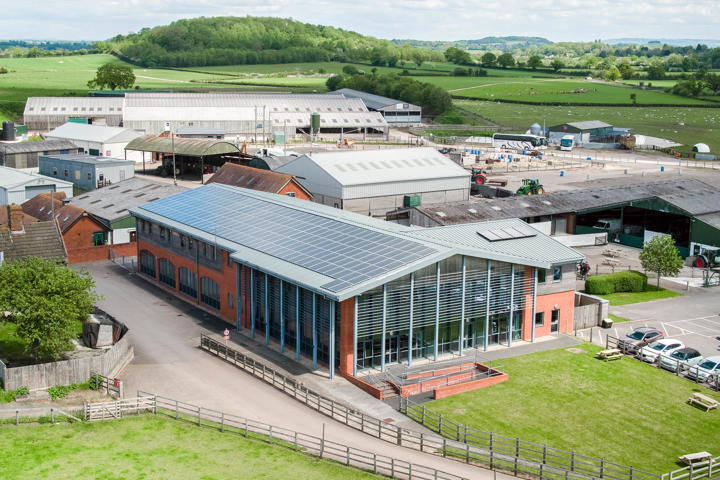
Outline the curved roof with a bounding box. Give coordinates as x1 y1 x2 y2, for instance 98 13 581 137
125 135 240 157
693 143 710 153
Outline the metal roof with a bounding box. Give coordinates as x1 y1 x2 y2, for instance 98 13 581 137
125 135 240 157
696 212 720 231
23 97 123 116
0 165 73 191
40 154 134 167
45 123 142 144
278 147 470 187
404 220 584 267
657 191 720 216
330 88 421 111
415 179 716 225
177 127 225 135
130 184 582 301
561 120 612 131
206 163 311 197
70 177 187 222
0 139 79 155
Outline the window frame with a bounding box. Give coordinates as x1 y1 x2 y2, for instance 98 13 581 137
534 311 545 326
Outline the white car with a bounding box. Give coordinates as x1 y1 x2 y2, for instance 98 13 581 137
659 348 703 372
638 339 684 363
687 356 720 383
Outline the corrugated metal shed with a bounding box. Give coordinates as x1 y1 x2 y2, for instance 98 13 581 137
0 165 74 191
0 139 79 155
124 135 240 157
696 212 720 230
45 123 142 144
330 88 421 111
130 184 582 301
40 153 134 167
276 148 470 200
657 191 720 216
416 179 715 225
24 96 124 114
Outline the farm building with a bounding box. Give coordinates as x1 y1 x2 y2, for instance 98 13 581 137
176 127 225 140
0 139 80 169
0 204 66 263
329 88 422 125
389 178 720 258
44 122 144 162
23 97 124 131
122 92 388 139
70 177 186 245
124 135 250 180
39 154 135 191
206 163 312 200
275 148 471 217
0 166 73 205
130 183 582 381
548 121 613 144
19 193 130 264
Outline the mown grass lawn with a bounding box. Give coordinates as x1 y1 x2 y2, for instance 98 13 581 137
593 286 683 306
608 314 632 323
426 343 720 473
0 414 382 480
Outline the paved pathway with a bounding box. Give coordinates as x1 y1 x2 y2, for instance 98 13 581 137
84 260 518 480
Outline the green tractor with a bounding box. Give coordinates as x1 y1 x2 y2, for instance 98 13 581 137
516 178 544 195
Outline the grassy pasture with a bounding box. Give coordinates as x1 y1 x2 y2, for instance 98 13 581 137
456 100 720 153
426 343 720 473
0 415 382 480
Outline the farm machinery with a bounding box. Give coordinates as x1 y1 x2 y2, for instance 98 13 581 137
693 246 720 268
516 178 545 195
471 168 508 186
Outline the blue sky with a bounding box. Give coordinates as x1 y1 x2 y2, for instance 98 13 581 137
3 0 719 42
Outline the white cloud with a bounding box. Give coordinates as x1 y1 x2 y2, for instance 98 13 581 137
3 0 719 41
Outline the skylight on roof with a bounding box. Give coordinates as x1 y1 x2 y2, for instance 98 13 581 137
491 206 501 211
478 227 536 242
468 208 477 214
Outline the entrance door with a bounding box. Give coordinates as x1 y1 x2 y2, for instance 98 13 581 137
551 309 560 333
463 321 474 349
385 336 399 364
488 316 500 345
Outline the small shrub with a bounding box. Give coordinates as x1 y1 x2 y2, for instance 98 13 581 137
586 270 648 295
586 275 615 294
89 374 103 390
47 382 86 400
15 386 29 396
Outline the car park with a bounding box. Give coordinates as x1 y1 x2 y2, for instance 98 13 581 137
617 327 664 353
638 339 684 363
687 355 720 383
659 347 703 372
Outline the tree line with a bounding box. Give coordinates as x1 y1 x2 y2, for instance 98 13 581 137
327 69 452 115
96 16 443 68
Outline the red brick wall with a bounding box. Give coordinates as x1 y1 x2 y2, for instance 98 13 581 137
67 241 136 264
279 181 312 201
64 216 138 264
433 370 508 400
338 297 354 376
534 289 575 337
136 238 237 325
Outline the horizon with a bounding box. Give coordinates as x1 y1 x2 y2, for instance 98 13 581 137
3 1 719 44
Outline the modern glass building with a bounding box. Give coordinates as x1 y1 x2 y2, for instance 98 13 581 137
130 184 583 380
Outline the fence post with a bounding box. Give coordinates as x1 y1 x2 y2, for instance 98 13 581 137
175 400 179 420
571 451 575 471
600 458 605 478
320 423 325 457
197 406 201 426
490 432 494 451
153 395 157 414
15 410 19 426
269 425 273 444
51 408 55 424
396 426 402 446
630 466 634 480
442 438 447 457
456 423 461 441
420 433 424 452
464 424 468 443
245 418 249 437
373 454 377 474
421 406 426 425
294 431 298 450
542 445 547 464
466 442 470 463
439 414 443 433
391 458 395 477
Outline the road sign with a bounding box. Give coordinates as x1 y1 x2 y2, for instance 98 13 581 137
223 329 230 340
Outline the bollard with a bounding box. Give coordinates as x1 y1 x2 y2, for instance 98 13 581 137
660 166 665 172
560 170 564 177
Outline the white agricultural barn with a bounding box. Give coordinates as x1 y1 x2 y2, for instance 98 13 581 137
0 165 74 206
122 92 388 138
275 147 471 217
23 97 124 131
44 122 144 162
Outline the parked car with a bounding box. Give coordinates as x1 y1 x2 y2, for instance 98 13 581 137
659 348 703 372
617 327 664 353
638 339 684 363
687 356 720 383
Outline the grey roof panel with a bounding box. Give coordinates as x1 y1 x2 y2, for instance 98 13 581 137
0 139 79 155
331 88 421 111
44 123 142 144
40 154 134 167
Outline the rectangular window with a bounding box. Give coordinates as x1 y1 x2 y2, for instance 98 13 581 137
188 237 194 249
64 169 69 177
180 235 186 248
52 168 58 176
538 269 547 283
201 277 220 310
129 231 137 242
535 312 545 326
160 227 166 239
553 266 562 282
92 231 105 246
227 292 233 308
75 170 81 180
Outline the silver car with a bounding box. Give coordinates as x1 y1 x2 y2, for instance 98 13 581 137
687 356 720 383
659 348 703 372
638 339 684 363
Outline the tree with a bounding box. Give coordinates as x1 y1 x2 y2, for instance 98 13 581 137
0 258 99 361
604 66 621 81
638 235 684 289
527 55 543 70
444 47 472 65
342 65 359 75
87 63 136 90
630 93 637 105
550 58 564 72
704 73 720 95
647 60 665 80
496 53 515 68
618 61 635 80
481 52 496 67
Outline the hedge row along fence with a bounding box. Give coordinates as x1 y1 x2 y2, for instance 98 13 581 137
450 96 720 108
585 270 648 295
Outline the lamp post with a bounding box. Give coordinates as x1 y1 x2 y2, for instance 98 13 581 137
171 128 177 186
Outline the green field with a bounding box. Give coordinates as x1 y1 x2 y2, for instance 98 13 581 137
0 415 381 480
425 343 720 473
456 100 720 153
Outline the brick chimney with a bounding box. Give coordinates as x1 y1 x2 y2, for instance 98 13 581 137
9 204 24 232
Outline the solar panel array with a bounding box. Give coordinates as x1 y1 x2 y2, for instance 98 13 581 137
477 227 536 242
141 186 438 292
